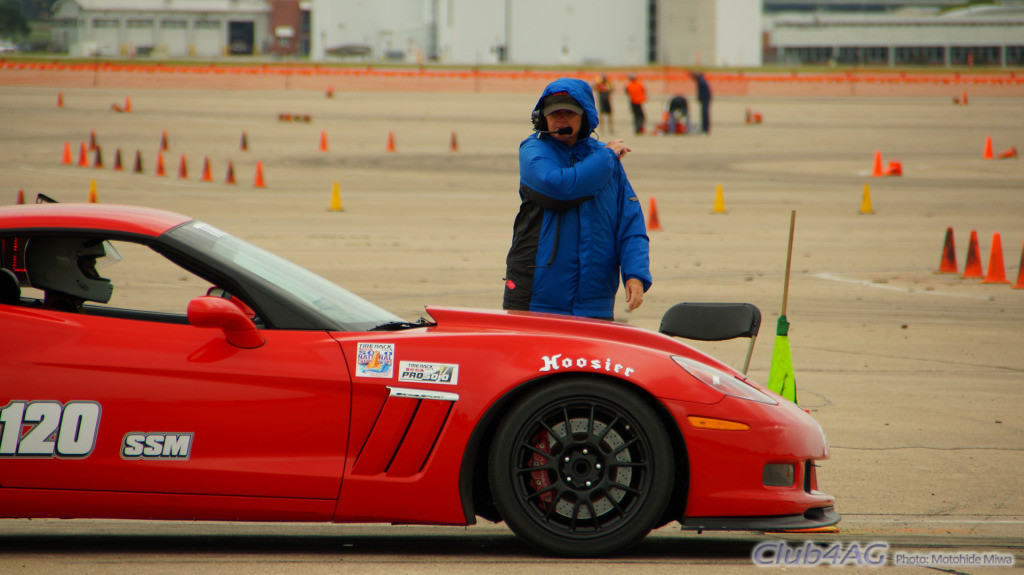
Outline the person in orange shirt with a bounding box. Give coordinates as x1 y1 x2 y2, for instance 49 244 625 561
624 74 647 135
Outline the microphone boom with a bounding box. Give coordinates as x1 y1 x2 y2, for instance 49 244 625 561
536 127 573 135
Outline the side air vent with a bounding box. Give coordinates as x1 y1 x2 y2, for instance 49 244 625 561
351 388 457 477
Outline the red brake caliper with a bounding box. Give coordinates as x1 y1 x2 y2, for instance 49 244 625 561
528 431 554 510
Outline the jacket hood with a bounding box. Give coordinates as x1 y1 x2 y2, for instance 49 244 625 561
534 78 600 136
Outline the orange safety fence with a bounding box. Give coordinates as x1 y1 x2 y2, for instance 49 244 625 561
3 60 1022 95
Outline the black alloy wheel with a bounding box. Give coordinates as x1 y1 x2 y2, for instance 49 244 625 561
489 378 674 557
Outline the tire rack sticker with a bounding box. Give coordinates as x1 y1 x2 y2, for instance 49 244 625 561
397 361 459 385
0 400 101 458
356 342 395 378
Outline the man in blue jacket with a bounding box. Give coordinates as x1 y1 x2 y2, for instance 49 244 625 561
502 78 652 320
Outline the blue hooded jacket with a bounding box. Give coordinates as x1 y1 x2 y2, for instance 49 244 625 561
503 78 652 319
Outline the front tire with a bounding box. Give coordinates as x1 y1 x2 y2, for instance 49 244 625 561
488 378 674 557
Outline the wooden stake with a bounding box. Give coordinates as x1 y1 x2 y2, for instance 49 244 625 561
781 210 796 317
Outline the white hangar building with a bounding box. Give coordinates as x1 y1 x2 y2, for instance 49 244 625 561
308 0 762 68
767 3 1024 67
51 0 271 58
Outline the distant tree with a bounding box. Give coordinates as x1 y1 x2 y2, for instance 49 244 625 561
2 0 56 22
0 4 31 39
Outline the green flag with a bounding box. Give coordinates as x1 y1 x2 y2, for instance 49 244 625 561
767 315 798 404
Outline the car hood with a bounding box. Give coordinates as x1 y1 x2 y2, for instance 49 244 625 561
423 306 738 375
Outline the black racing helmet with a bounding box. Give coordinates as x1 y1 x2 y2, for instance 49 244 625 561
25 237 113 304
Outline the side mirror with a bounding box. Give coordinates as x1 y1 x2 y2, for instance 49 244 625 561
187 295 265 349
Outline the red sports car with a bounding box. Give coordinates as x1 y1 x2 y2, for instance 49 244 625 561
0 202 838 557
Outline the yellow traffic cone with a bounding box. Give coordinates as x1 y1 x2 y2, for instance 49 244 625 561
712 184 727 214
859 183 874 214
88 179 98 203
329 181 344 212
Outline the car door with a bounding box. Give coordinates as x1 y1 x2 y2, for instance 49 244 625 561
0 238 350 503
0 304 350 501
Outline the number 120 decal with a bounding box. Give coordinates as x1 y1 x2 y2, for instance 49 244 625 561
0 401 101 458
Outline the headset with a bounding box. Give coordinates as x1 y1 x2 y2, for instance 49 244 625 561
531 107 583 136
531 108 546 132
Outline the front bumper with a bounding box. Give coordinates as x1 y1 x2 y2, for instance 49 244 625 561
662 395 837 524
680 505 841 532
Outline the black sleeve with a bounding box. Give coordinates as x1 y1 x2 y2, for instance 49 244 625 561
521 182 592 212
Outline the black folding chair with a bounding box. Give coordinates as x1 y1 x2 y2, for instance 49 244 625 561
658 302 761 374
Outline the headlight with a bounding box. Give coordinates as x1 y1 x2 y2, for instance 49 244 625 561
672 356 777 405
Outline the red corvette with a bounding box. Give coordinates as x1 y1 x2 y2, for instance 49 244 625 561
0 202 838 557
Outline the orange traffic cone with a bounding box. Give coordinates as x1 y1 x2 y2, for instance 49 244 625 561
240 131 248 151
133 150 143 173
871 150 883 177
997 146 1018 159
201 157 213 182
156 152 166 177
225 162 236 184
326 85 334 98
983 136 993 160
16 190 25 204
178 155 188 179
647 197 663 231
78 142 89 167
962 230 984 279
93 146 104 168
962 91 968 106
124 96 132 113
937 227 957 274
89 130 97 151
113 148 123 171
386 131 396 152
62 141 72 165
319 130 329 152
57 92 64 108
982 233 1009 284
1012 240 1024 290
160 131 169 152
254 162 266 188
883 161 902 176
450 131 459 152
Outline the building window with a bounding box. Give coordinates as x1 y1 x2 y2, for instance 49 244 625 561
950 46 1001 66
161 20 188 29
127 19 154 29
1006 46 1024 66
52 18 78 29
894 46 944 66
93 19 120 29
783 46 833 65
837 47 889 65
195 21 221 30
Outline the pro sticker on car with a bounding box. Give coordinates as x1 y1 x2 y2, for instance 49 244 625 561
398 361 459 385
356 342 395 378
0 400 101 458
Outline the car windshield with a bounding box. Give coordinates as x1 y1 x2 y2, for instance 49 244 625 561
169 220 404 330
